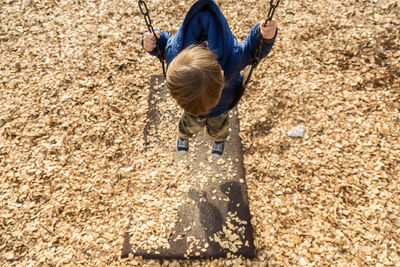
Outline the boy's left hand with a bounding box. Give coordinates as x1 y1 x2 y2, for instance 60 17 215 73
260 19 277 40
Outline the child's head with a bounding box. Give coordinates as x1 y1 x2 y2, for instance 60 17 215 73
166 45 224 116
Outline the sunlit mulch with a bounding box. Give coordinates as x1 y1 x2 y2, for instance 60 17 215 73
1 0 399 266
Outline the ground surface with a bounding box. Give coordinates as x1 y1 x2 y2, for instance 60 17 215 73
1 0 399 266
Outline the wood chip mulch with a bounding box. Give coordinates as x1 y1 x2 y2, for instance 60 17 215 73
1 0 399 266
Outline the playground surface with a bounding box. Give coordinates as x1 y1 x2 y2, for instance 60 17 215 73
1 0 399 266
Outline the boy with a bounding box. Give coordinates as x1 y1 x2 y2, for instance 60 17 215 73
142 0 277 157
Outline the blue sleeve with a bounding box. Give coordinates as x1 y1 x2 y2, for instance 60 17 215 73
142 30 172 57
231 23 278 72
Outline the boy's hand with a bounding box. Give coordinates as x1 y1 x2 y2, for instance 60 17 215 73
143 31 161 52
260 19 277 40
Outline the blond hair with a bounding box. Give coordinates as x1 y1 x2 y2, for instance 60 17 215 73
166 45 224 116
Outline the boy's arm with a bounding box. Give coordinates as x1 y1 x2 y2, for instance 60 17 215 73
141 30 172 56
233 22 278 71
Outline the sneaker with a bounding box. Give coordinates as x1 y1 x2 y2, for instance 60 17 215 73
211 141 225 157
177 136 189 154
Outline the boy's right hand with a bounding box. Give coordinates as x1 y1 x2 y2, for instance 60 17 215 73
143 32 161 52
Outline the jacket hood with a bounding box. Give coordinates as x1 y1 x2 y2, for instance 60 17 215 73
165 0 235 68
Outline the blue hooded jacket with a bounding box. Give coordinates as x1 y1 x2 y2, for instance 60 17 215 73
147 0 277 117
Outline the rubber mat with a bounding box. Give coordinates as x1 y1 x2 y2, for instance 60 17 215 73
121 75 255 259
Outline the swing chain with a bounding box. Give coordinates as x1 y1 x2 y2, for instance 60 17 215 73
265 0 280 23
252 0 280 68
235 0 280 108
138 0 166 77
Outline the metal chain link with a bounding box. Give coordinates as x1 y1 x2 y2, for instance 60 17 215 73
265 0 280 24
231 0 280 110
243 0 280 88
255 0 280 68
138 0 166 77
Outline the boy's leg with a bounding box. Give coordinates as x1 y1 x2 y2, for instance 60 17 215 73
206 111 229 157
205 111 230 141
178 111 206 139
